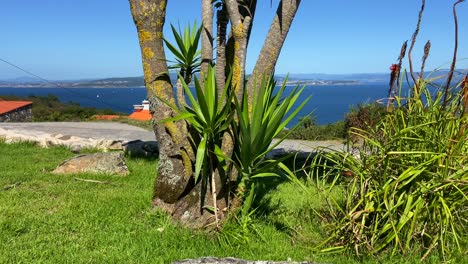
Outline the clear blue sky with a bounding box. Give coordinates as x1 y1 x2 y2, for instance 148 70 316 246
1 0 467 80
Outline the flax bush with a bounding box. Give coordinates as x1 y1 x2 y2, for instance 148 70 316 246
302 80 468 260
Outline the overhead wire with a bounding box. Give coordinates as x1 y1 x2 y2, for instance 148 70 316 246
0 57 132 112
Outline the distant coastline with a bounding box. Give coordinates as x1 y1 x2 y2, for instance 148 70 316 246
0 81 361 88
0 77 362 88
0 83 390 125
285 80 361 86
0 84 147 89
2 69 466 89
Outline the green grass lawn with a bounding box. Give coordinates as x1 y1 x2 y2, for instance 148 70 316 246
0 141 458 263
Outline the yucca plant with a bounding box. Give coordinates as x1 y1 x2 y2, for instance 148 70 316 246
302 79 468 260
162 24 312 232
161 66 234 227
163 22 201 106
220 77 310 244
231 77 311 203
162 71 311 230
163 22 201 77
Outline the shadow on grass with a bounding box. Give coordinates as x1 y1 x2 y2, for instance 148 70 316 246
252 150 343 220
122 140 159 162
125 153 158 162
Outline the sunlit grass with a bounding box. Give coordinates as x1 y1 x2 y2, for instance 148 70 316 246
0 142 306 263
1 141 458 263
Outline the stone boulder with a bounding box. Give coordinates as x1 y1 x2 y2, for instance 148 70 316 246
53 152 129 175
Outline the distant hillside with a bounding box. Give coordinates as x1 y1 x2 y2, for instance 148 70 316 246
1 76 42 83
277 73 389 83
71 73 184 88
68 77 145 88
1 69 466 88
279 69 467 85
0 73 178 88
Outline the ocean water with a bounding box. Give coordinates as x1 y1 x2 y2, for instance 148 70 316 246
0 83 389 126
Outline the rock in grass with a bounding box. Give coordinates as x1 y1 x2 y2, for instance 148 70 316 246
53 152 128 175
172 257 316 264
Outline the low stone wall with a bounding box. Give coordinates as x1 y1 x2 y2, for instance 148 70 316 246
0 105 32 122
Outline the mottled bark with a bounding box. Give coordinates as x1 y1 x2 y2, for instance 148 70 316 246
223 0 257 91
216 5 228 93
225 0 255 100
176 78 186 107
129 0 201 224
129 0 302 228
220 0 257 206
200 0 213 81
247 0 301 100
240 0 257 46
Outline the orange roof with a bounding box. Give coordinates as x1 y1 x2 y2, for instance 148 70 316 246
0 101 32 115
129 110 152 121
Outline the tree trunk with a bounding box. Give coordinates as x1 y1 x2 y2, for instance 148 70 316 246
239 0 257 46
130 0 212 226
247 0 302 100
176 77 186 107
200 0 213 81
215 5 228 93
225 0 254 100
219 0 258 212
129 0 302 228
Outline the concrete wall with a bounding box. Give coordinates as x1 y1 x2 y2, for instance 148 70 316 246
0 105 33 122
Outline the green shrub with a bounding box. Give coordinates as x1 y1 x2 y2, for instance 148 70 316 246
301 80 468 260
161 65 310 229
281 121 345 141
298 116 316 128
344 102 386 142
278 103 388 142
0 94 121 121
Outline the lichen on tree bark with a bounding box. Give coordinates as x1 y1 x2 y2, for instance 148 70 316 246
129 0 302 227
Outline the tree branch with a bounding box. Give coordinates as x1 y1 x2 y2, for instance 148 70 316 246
201 0 213 80
216 4 228 93
224 0 256 100
247 0 302 99
129 0 193 205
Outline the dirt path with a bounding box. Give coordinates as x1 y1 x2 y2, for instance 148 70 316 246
0 122 346 152
0 122 154 142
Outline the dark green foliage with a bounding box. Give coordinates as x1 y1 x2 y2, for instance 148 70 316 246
279 121 346 141
163 23 202 78
0 94 120 121
161 67 309 221
301 81 468 260
278 104 388 142
298 116 316 129
344 102 386 141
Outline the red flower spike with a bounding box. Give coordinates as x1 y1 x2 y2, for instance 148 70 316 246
390 64 399 72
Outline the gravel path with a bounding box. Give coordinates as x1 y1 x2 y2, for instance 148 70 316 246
0 122 345 152
0 122 155 142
